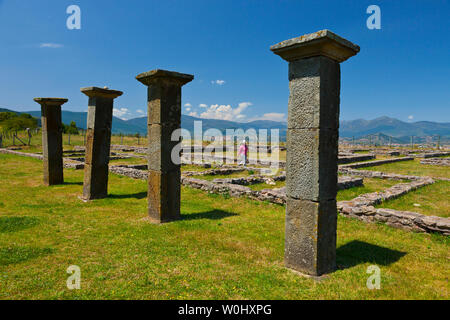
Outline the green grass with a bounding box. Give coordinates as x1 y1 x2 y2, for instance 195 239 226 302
246 177 400 201
108 157 147 165
181 164 221 172
1 131 145 149
248 180 286 191
364 159 450 179
0 153 448 299
193 170 252 181
376 181 450 218
337 178 402 202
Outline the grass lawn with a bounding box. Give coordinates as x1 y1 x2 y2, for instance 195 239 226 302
192 170 252 181
108 157 147 166
0 153 448 300
337 178 402 202
248 180 286 191
363 159 450 179
181 164 221 173
248 177 401 202
1 131 145 149
376 181 450 218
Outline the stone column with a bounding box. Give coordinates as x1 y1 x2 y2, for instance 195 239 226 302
271 30 359 276
136 69 194 223
33 98 68 186
80 87 123 200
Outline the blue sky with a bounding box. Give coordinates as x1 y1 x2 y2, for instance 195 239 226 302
0 0 449 123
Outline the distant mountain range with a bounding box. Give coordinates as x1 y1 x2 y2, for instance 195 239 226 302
1 107 449 143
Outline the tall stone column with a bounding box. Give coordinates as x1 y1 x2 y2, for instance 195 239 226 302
271 30 359 276
80 87 123 200
33 98 68 186
136 69 194 223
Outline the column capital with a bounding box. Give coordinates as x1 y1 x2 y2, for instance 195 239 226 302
136 69 194 87
33 98 68 106
80 87 123 99
271 29 360 63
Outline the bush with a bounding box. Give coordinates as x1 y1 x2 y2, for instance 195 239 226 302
0 112 38 132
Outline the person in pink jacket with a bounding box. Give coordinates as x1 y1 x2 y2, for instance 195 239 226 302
238 140 248 166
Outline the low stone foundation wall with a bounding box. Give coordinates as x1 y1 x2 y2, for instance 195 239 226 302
212 175 285 186
338 205 449 235
372 150 401 156
417 151 450 158
181 175 363 205
420 158 450 166
338 154 376 164
182 167 247 177
338 177 434 207
337 176 450 235
109 165 148 180
340 157 414 169
339 167 422 181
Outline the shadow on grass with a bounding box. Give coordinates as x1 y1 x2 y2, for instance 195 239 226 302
336 240 406 270
63 181 83 186
0 216 40 233
108 192 147 200
181 209 238 221
0 246 54 266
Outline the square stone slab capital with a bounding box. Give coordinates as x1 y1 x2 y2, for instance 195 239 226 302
136 69 194 87
80 87 123 99
33 98 68 106
271 29 360 63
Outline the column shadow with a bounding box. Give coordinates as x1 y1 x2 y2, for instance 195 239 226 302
181 210 238 221
62 181 83 186
336 240 406 270
108 192 147 200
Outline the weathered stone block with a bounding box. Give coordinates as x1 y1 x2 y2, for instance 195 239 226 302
34 98 67 186
148 169 181 223
81 87 122 200
147 123 181 172
288 56 340 130
82 162 109 200
270 29 360 63
285 197 337 276
137 69 193 223
147 84 182 125
136 70 194 125
286 128 338 201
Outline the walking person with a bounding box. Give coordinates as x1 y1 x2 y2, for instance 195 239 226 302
238 140 248 166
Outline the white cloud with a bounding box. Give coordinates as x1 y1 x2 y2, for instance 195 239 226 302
113 107 132 120
408 115 414 121
211 80 226 85
39 43 63 48
188 111 198 117
199 104 208 108
136 109 145 114
186 107 191 112
198 102 252 121
184 103 192 108
249 113 286 122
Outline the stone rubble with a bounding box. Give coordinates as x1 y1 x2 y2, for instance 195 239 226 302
420 157 450 166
